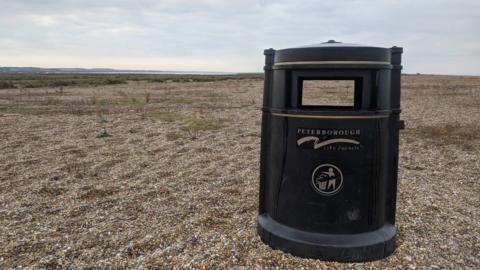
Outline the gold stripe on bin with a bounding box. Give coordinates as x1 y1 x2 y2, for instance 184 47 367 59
274 60 391 66
271 112 389 119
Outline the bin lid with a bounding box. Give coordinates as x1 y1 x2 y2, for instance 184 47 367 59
274 40 391 65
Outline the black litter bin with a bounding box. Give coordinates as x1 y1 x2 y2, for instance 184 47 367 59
257 40 404 262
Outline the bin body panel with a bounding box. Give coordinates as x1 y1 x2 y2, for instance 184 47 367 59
266 116 390 234
257 41 403 262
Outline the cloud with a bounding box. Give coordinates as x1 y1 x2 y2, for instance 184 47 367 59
0 0 479 74
27 15 58 26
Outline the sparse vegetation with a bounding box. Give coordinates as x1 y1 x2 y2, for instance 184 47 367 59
170 97 194 104
128 127 139 134
0 106 51 115
144 111 184 122
166 131 182 141
0 80 16 89
0 73 262 88
145 111 226 132
96 128 111 138
181 116 226 132
145 92 151 103
0 74 479 269
404 123 479 150
97 114 109 123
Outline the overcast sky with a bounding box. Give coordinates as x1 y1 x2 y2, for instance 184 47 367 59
1 0 479 75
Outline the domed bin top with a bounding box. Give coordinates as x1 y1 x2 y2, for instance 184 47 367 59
262 40 403 112
273 40 392 69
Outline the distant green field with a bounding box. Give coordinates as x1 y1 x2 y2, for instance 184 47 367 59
0 73 263 89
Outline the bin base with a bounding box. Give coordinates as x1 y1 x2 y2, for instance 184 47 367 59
257 214 396 262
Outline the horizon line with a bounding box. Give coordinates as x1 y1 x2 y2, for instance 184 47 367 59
0 66 478 77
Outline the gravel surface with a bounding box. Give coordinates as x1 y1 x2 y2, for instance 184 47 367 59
0 75 479 269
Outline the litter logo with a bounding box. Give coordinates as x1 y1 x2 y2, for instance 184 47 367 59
311 164 343 196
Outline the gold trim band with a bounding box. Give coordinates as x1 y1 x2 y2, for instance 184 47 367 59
274 60 390 66
271 112 389 119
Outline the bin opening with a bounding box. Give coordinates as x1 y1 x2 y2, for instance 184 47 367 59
300 79 361 108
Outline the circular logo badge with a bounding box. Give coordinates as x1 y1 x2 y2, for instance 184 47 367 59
311 164 343 196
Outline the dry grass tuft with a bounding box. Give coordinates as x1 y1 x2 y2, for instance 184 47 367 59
79 187 118 200
38 186 67 197
405 123 479 151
